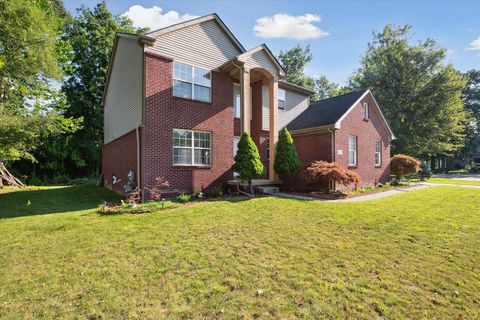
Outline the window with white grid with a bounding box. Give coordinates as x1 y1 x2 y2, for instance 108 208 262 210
173 62 211 102
374 140 382 166
173 129 211 166
348 135 357 166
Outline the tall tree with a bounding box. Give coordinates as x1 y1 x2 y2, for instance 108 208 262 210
61 1 143 176
350 25 468 157
0 0 78 163
232 133 265 194
459 70 480 159
278 44 345 101
274 128 300 175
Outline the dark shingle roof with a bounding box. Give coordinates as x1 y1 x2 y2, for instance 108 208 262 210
287 89 367 131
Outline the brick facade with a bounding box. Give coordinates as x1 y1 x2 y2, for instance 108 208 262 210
141 52 235 192
334 94 391 187
102 129 138 194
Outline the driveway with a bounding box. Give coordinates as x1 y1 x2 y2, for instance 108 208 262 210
434 173 480 181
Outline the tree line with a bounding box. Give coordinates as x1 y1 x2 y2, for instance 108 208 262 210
0 0 479 184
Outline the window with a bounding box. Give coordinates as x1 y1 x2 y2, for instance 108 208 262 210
348 135 357 166
173 62 211 102
363 102 369 119
233 84 241 118
374 140 382 166
278 88 286 110
173 129 211 166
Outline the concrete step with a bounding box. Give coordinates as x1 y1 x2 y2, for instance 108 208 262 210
256 186 279 195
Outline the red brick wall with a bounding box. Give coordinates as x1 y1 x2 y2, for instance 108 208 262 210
335 94 391 187
142 52 235 192
284 131 332 189
102 130 137 194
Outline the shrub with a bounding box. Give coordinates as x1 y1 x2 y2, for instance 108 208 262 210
178 193 191 204
390 154 421 180
305 161 361 190
192 188 203 199
211 186 223 198
232 132 265 194
419 162 432 180
144 176 169 201
274 127 301 175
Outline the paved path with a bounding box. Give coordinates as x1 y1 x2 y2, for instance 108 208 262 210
434 173 480 181
276 182 480 203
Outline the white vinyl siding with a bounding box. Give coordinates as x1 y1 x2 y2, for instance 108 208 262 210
375 140 382 166
104 37 143 144
147 19 242 70
173 129 211 166
173 61 211 102
233 84 241 118
348 135 357 166
262 85 310 131
243 49 279 79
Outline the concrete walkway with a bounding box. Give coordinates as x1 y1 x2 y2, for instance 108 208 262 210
276 182 480 203
434 173 480 181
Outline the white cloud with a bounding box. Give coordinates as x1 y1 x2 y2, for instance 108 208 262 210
253 13 329 40
122 5 198 31
466 37 480 51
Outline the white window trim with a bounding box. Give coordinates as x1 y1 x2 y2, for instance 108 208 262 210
233 83 241 118
363 102 369 119
348 135 357 166
172 61 212 103
278 88 286 110
173 129 212 166
375 140 382 166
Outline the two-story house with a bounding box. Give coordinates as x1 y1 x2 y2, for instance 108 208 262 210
102 13 394 194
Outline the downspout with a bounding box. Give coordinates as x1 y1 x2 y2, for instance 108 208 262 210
328 128 336 190
136 126 141 190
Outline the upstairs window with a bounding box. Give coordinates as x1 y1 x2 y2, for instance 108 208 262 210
173 129 211 166
348 135 357 166
173 62 211 102
233 84 241 118
374 140 382 166
363 102 369 119
278 88 286 110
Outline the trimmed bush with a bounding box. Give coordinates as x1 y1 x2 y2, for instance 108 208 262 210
390 154 421 180
274 127 301 175
305 161 361 190
232 132 265 194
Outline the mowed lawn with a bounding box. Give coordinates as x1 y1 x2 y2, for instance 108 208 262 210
428 177 480 186
1 185 479 319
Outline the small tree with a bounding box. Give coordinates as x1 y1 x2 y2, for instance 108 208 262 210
305 161 361 190
232 133 265 194
390 154 421 181
274 128 301 175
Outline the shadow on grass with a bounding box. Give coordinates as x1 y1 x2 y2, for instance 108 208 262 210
0 184 122 219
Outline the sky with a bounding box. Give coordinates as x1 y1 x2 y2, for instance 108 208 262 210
64 0 480 85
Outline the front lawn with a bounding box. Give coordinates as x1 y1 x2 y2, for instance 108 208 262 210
1 185 479 319
427 177 480 186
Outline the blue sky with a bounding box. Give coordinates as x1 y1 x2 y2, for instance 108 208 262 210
64 0 480 84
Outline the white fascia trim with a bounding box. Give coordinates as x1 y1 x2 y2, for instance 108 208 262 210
334 89 395 140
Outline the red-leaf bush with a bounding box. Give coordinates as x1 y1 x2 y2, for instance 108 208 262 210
305 161 361 190
390 154 420 180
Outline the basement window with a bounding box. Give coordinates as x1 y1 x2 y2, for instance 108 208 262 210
173 129 211 166
173 61 211 102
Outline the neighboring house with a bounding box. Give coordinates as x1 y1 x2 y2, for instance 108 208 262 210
286 90 395 189
102 13 393 194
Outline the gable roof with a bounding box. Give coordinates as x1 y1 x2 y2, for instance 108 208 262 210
287 89 395 139
145 13 246 53
236 44 286 77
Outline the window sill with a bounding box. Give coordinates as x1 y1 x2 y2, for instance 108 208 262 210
363 118 370 122
172 164 212 169
375 165 382 168
173 96 212 105
348 165 358 169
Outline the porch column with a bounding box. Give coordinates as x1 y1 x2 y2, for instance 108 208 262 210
240 68 251 134
268 78 278 181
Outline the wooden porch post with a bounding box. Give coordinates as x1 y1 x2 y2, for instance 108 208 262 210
240 68 251 134
268 78 278 181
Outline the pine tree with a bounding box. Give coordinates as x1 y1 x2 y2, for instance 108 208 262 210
274 128 301 175
232 133 265 194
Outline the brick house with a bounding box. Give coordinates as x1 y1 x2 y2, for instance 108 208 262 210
102 13 394 194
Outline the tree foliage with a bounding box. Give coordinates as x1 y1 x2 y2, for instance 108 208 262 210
278 44 345 101
350 25 468 158
305 161 361 190
61 1 142 175
232 133 265 194
274 128 300 174
459 70 480 159
390 154 421 180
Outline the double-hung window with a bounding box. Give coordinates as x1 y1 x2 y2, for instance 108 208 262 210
374 140 382 166
173 62 211 102
173 129 211 166
278 88 286 110
348 135 357 166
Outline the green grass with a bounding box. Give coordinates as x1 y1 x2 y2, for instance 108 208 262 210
428 177 480 186
1 185 480 319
